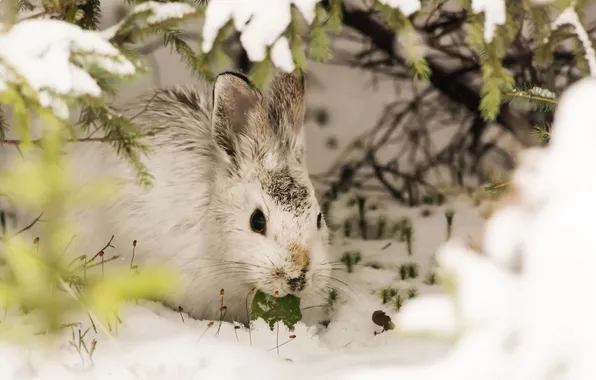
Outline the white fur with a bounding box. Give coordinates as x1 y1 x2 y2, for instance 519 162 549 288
0 74 331 324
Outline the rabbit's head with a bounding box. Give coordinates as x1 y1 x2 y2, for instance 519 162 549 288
205 71 331 300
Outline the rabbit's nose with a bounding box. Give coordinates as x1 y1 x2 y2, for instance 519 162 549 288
287 273 306 292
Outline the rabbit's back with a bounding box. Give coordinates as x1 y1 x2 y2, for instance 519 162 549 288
3 84 218 274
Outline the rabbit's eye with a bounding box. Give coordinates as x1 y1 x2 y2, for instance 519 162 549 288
250 209 267 235
316 212 322 230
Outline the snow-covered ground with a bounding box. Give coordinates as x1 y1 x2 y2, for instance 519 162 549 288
0 192 488 379
5 1 596 379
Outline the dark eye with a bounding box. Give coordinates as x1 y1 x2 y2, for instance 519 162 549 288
316 212 322 230
250 209 266 235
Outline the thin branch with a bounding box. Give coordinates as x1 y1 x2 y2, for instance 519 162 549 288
10 212 44 238
87 235 115 264
1 130 159 146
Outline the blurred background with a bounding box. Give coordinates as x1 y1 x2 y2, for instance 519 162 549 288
97 0 589 207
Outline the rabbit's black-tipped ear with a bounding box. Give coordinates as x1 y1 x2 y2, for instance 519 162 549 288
211 72 264 158
267 70 306 146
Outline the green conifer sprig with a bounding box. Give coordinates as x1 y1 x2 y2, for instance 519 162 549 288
533 121 552 144
376 2 431 82
72 0 102 30
249 57 273 89
465 16 516 120
310 3 332 62
527 3 552 65
195 19 235 83
0 109 6 141
78 105 153 187
109 6 202 47
484 174 512 196
504 85 558 113
287 6 308 71
328 0 343 34
197 2 345 88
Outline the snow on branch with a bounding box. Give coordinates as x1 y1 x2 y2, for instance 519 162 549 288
101 1 199 40
201 0 512 73
201 0 320 72
0 1 199 120
376 0 420 17
0 19 136 119
471 0 506 43
552 6 596 77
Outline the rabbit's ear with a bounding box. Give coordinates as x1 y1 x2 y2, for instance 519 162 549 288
267 70 306 155
211 72 265 159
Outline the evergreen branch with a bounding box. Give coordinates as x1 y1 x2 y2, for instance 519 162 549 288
195 19 235 82
74 0 102 30
249 57 273 88
551 6 596 76
309 3 332 62
0 108 6 141
464 12 516 120
287 9 307 71
20 0 87 21
328 0 343 34
334 3 538 145
484 179 511 195
504 86 558 113
78 105 154 187
506 92 557 107
162 29 207 78
532 122 552 144
0 132 158 146
376 2 431 81
110 7 202 47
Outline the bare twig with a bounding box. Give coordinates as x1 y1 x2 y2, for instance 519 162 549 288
8 212 44 238
84 235 115 267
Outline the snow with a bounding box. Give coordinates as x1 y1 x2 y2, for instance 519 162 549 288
0 303 296 380
4 61 595 380
0 19 136 119
395 294 456 336
4 1 596 379
101 1 197 41
201 0 510 71
552 7 596 77
377 0 421 17
0 1 197 119
129 1 197 25
512 86 556 100
319 77 596 380
201 0 302 71
471 0 506 43
0 193 487 379
271 37 295 72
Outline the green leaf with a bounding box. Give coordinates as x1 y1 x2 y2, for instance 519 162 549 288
251 290 302 330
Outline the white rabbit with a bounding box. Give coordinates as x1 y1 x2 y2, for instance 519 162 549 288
0 71 332 324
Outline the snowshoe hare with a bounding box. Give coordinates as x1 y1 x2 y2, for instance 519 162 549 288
0 71 332 324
